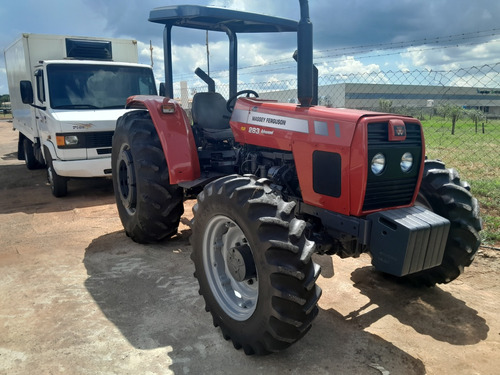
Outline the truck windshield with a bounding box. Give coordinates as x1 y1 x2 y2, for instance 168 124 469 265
47 64 157 109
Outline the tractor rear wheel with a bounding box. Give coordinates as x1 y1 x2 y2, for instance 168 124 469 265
406 160 482 286
112 110 184 244
191 175 322 355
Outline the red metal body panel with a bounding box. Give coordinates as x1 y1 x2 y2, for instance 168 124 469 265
230 98 425 216
126 95 200 184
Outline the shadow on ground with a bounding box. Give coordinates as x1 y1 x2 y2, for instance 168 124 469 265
0 163 115 215
346 266 489 345
80 230 493 373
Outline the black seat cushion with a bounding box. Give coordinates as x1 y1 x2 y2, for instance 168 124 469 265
191 92 231 130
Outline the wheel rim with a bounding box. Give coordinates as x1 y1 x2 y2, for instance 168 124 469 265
117 145 137 215
202 215 258 321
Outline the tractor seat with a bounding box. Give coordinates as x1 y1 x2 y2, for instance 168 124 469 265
191 92 233 141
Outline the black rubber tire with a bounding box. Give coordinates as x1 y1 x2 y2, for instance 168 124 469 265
191 174 322 355
45 149 68 198
112 110 184 244
23 137 42 170
405 159 482 286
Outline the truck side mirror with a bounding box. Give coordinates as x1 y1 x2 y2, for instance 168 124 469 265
159 82 166 97
20 80 34 104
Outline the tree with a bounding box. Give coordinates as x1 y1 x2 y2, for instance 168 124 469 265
467 109 486 133
0 94 10 104
378 98 393 113
439 104 464 135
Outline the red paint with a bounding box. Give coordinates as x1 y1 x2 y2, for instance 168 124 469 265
126 95 200 184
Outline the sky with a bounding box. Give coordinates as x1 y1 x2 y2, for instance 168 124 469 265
1 0 500 96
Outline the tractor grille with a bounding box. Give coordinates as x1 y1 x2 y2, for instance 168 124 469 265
363 176 419 211
362 122 422 212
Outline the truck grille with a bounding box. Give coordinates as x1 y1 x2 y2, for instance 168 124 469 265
56 131 114 150
362 122 422 212
86 131 114 148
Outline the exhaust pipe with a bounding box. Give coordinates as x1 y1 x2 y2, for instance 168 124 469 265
297 0 313 107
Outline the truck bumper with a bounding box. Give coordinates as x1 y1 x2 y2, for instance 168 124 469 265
367 206 450 276
52 157 112 178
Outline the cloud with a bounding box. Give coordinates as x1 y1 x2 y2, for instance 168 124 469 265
317 56 389 84
2 0 500 96
448 68 500 88
402 40 500 71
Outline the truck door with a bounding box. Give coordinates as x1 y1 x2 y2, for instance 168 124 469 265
33 69 48 138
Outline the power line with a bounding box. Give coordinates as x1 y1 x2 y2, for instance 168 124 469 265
172 28 500 80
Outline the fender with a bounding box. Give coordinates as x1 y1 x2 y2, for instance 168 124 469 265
126 95 201 184
42 139 57 162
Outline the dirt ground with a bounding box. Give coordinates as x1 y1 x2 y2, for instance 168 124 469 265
0 119 499 375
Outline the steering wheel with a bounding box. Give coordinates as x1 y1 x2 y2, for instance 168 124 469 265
226 89 259 113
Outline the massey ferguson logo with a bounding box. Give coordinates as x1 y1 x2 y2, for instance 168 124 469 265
388 119 407 141
395 125 406 136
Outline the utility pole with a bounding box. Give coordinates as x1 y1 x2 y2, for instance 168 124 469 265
150 40 154 67
206 31 210 75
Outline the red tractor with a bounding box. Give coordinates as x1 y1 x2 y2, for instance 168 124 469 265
112 1 482 355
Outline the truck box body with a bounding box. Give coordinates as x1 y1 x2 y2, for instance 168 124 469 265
4 33 157 194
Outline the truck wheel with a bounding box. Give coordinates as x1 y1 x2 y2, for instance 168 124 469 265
406 160 482 286
112 110 184 244
191 175 322 355
23 137 42 170
45 149 68 197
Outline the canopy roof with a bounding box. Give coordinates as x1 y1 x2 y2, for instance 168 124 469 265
149 5 298 33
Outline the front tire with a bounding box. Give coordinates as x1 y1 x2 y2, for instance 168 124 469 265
112 110 184 243
45 149 68 197
191 175 322 355
407 160 482 286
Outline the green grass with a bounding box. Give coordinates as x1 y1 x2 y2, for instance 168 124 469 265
421 117 500 246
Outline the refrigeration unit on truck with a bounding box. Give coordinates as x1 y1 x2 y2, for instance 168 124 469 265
4 33 157 196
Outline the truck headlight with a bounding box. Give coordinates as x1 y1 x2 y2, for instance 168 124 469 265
65 135 79 146
371 153 386 175
400 152 413 172
56 134 79 147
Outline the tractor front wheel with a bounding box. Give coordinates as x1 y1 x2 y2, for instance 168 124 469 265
191 175 322 355
112 110 184 243
407 160 482 286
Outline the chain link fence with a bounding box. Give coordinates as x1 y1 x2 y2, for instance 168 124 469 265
177 62 499 181
175 62 499 244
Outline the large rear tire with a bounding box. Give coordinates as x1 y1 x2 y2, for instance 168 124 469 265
191 175 322 355
112 110 184 244
406 160 482 286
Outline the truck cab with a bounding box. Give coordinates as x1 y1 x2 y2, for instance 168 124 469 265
4 34 157 196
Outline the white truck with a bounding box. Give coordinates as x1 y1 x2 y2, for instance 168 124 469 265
4 33 157 196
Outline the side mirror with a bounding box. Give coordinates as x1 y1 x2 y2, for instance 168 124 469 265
159 82 166 97
20 80 34 104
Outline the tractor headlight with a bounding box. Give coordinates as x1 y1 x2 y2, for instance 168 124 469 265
400 152 413 173
371 153 386 175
